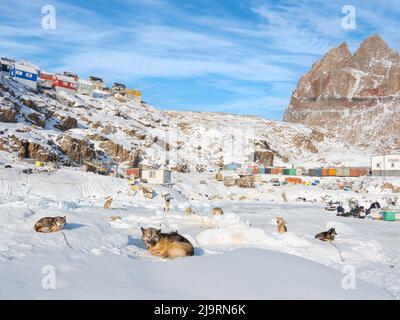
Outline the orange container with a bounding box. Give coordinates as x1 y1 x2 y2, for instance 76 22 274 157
328 169 337 176
322 168 329 176
285 177 302 184
349 168 368 177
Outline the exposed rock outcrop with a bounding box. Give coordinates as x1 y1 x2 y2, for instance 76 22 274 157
284 34 400 153
99 140 133 163
57 135 95 162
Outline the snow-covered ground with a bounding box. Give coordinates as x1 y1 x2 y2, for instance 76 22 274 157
0 153 399 299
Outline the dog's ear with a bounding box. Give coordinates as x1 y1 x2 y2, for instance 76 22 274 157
157 229 162 234
141 227 146 234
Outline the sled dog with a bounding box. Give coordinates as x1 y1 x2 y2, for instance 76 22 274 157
162 193 171 212
103 197 113 209
34 216 66 233
212 207 224 216
276 217 287 234
315 228 337 241
141 227 194 259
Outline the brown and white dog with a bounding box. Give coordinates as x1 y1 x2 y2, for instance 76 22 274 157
315 228 337 241
141 227 194 259
34 216 67 233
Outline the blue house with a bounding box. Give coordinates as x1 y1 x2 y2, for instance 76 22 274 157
9 63 39 90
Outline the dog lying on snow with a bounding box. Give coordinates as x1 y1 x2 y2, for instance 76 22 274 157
34 216 66 233
141 227 194 259
315 228 337 241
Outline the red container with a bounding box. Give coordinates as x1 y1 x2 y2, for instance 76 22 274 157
252 167 259 174
322 168 329 176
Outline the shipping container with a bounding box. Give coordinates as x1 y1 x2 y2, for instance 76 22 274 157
336 168 344 177
283 168 296 175
349 168 369 177
259 167 266 174
309 168 322 177
383 211 396 222
252 166 259 174
224 162 241 170
296 168 304 176
265 168 272 174
322 168 329 176
328 168 337 176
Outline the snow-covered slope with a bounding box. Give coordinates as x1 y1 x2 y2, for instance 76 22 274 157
1 73 370 170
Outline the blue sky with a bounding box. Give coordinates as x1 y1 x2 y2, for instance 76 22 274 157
1 0 399 120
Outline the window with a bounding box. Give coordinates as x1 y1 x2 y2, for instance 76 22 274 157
392 163 395 168
376 163 380 168
16 71 23 76
149 171 156 178
26 73 32 78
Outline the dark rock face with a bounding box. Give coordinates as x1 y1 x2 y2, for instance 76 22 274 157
57 135 95 162
284 34 400 153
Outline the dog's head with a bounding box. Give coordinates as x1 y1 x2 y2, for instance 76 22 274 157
328 228 337 236
141 227 161 246
55 216 67 228
276 217 286 225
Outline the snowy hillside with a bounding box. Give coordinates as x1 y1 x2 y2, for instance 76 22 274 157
1 74 370 170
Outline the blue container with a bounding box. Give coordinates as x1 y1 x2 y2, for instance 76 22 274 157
259 167 266 174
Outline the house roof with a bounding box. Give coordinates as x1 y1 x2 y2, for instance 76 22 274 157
14 62 39 74
113 82 126 88
55 74 77 83
89 76 103 82
78 79 93 86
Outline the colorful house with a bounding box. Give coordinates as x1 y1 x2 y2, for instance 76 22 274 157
77 79 94 95
111 82 126 93
126 89 142 103
9 63 39 90
53 74 78 94
38 71 54 88
89 76 104 90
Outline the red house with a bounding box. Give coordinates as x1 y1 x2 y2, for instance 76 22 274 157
53 74 77 94
39 71 54 88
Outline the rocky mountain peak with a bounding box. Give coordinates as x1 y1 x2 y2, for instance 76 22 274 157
284 34 400 154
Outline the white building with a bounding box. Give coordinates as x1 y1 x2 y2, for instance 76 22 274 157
371 155 400 177
77 79 94 95
141 169 172 185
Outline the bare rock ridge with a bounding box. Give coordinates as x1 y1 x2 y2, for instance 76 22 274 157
284 34 400 153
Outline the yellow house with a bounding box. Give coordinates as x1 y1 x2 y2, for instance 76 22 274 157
126 89 142 103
